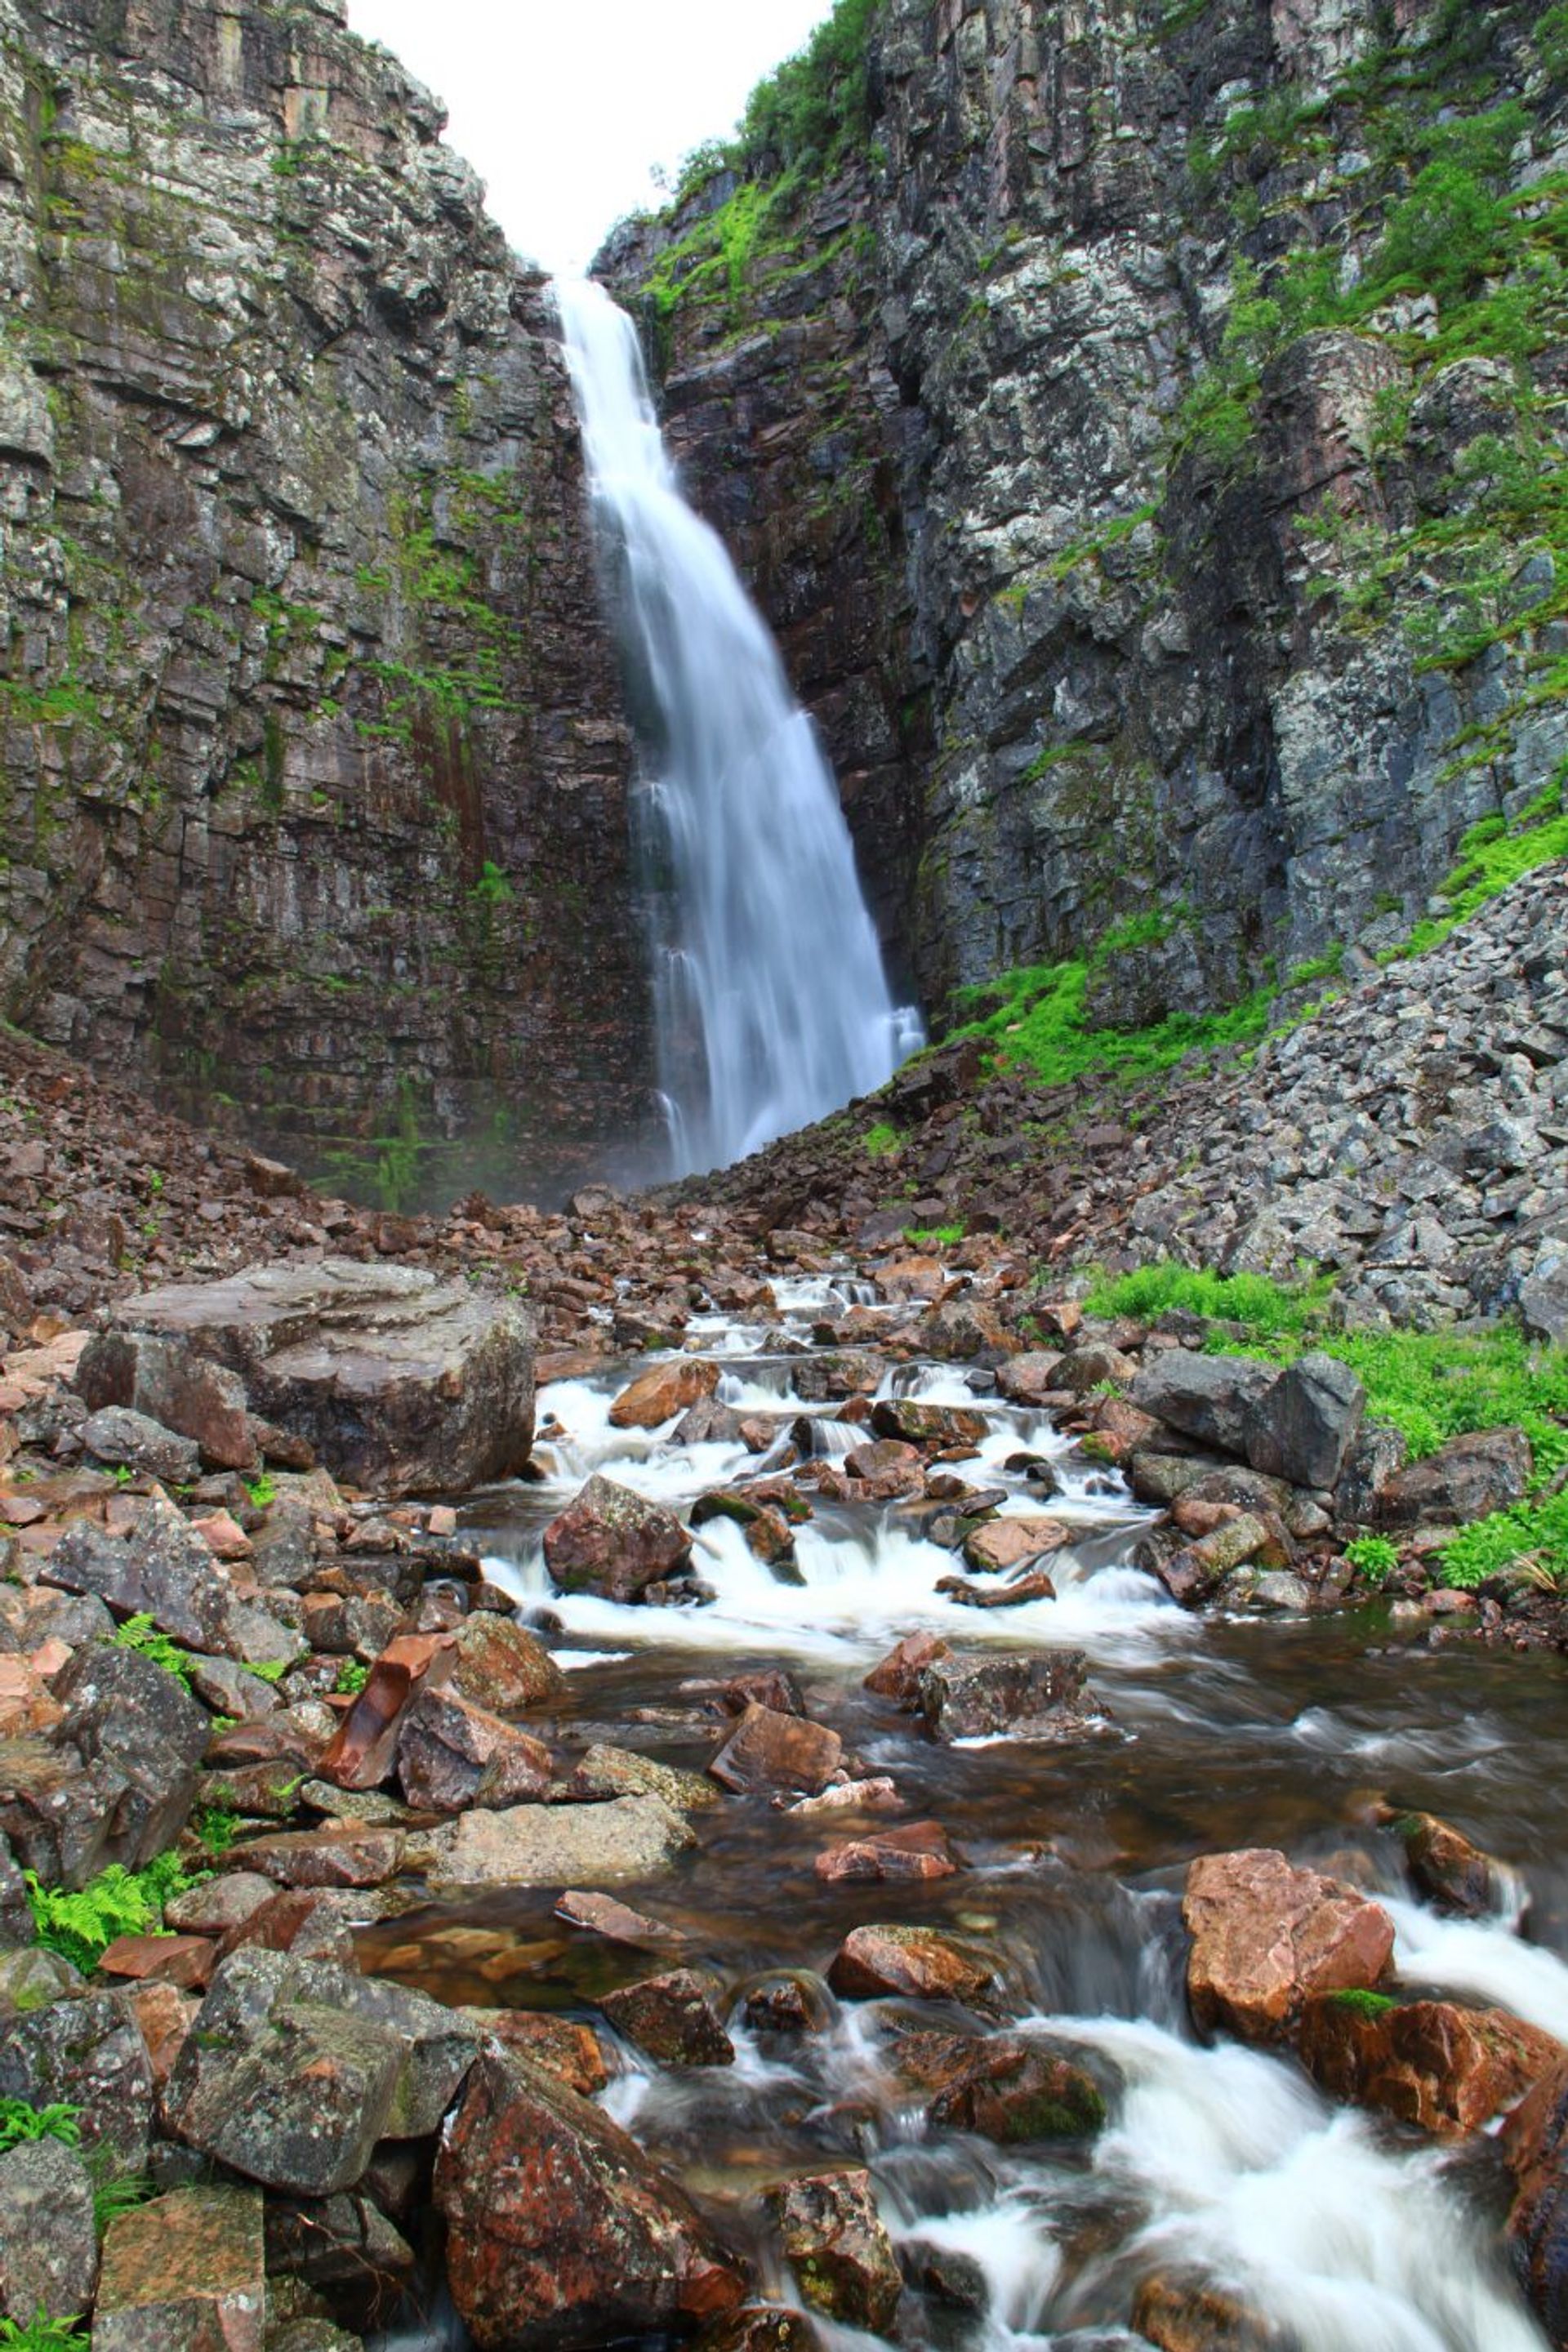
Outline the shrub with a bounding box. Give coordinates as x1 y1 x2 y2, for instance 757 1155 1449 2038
1084 1263 1321 1338
1344 1535 1401 1585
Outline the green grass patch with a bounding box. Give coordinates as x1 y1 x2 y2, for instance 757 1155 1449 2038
953 945 1271 1094
862 1121 901 1159
906 1222 966 1249
1439 1489 1568 1590
1084 1263 1324 1338
1384 784 1568 962
0 2099 81 2154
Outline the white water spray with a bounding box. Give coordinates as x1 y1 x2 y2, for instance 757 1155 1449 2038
554 275 920 1177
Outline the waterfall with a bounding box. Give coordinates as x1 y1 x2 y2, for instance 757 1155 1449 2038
554 275 921 1179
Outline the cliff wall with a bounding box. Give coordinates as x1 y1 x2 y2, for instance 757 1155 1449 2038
0 0 653 1203
605 0 1568 1033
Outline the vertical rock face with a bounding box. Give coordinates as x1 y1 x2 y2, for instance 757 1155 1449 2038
606 0 1568 1033
0 0 653 1202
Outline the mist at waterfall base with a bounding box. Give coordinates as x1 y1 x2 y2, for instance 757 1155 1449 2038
556 277 922 1181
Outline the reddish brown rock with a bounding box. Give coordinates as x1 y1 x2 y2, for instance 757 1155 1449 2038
1503 2056 1568 2345
97 1934 215 1992
1300 1993 1561 2137
916 1649 1090 1742
1385 1807 1511 1918
1132 2272 1285 2350
995 1354 1065 1405
827 1924 1007 2011
599 1969 736 2067
459 2010 611 2097
449 1613 565 1713
1183 1850 1396 2042
814 1822 958 1884
94 2182 266 2349
870 1401 988 1451
314 1632 459 1793
608 1359 720 1430
397 1687 553 1813
225 1824 405 1891
709 1704 842 1796
126 1980 199 2093
840 1441 926 1498
935 1568 1058 1608
543 1474 693 1603
766 2169 900 2335
212 1889 358 1967
556 1890 688 1951
862 1633 951 1704
695 2307 820 2351
892 2030 1107 2142
434 2047 746 2350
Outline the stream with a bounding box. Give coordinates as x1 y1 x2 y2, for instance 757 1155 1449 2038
363 1271 1568 2350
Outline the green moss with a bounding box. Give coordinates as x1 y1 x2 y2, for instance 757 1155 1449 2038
906 1221 966 1248
863 1121 901 1158
1384 782 1568 962
1325 1988 1397 2020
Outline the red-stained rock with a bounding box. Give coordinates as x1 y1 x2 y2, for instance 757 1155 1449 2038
1183 1850 1395 2042
449 1614 565 1713
555 1890 688 1951
97 1934 215 1993
212 1888 358 1967
891 2030 1107 2142
599 1969 735 2067
1132 2272 1285 2350
827 1924 1008 2011
125 1980 199 2094
543 1475 692 1603
1503 2056 1568 2345
434 2047 746 2350
94 2182 266 2350
814 1822 958 1884
314 1632 459 1793
225 1824 404 1891
766 2169 900 2335
961 1517 1071 1576
397 1686 553 1813
1384 1806 1512 1918
862 1633 951 1704
708 1704 841 1796
608 1359 720 1430
1299 1993 1562 2137
458 2010 611 2097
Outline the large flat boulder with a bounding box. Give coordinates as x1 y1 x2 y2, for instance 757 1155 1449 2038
420 1795 697 1889
78 1259 534 1498
93 2183 265 2351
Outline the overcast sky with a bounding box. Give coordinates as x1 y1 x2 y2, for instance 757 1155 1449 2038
346 0 839 274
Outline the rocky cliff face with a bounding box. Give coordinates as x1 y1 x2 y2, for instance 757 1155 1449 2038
605 0 1568 1032
0 0 653 1204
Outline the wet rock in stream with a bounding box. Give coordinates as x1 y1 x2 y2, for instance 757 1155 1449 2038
765 2167 902 2336
542 1473 694 1602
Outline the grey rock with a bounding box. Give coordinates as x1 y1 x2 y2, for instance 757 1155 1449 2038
0 1989 155 2172
916 1650 1092 1743
421 1794 697 1887
80 1407 202 1486
1243 1352 1366 1490
1375 1429 1534 1530
1129 1352 1276 1458
52 1641 209 1869
0 2136 99 2323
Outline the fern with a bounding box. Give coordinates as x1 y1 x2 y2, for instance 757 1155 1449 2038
0 2100 81 2154
110 1615 197 1691
0 2317 89 2349
25 1851 194 1971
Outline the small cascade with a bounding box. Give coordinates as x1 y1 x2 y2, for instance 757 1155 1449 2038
554 275 921 1178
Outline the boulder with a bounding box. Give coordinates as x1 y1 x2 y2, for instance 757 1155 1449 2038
80 1406 202 1486
1504 2056 1568 2345
434 2047 746 2350
869 1400 987 1450
0 1989 154 2172
1131 2272 1285 2351
568 1744 720 1813
449 1613 565 1711
421 1795 696 1888
608 1359 720 1430
163 1950 479 2191
314 1631 460 1792
891 2030 1107 2142
766 2169 900 2336
226 1825 406 1890
51 1640 209 1869
1129 1353 1276 1456
397 1686 554 1812
863 1632 951 1704
0 1733 127 1889
93 2183 265 2351
542 1475 692 1602
915 1650 1091 1742
459 2010 611 2096
960 1517 1071 1576
1241 1352 1365 1490
1299 1993 1561 2137
814 1822 958 1884
996 1353 1065 1405
44 1505 229 1652
599 1968 735 2067
1183 1850 1395 2042
827 1925 1009 2011
708 1703 842 1796
0 2135 98 2323
1387 1807 1512 1918
1374 1428 1533 1529
79 1259 534 1498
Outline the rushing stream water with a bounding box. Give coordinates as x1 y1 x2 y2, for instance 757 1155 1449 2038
554 278 920 1177
364 1272 1568 2350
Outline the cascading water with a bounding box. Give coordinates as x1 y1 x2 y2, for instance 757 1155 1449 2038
554 275 922 1178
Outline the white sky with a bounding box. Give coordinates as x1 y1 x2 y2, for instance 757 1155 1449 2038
346 0 840 274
